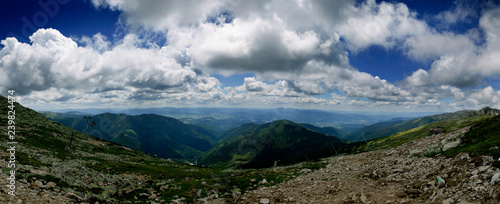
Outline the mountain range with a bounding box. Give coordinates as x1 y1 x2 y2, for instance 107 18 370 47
41 111 346 166
42 113 217 161
41 106 500 167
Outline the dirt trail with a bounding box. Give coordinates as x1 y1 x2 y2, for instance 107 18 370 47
211 127 500 203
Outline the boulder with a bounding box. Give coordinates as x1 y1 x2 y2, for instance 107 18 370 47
65 192 83 202
34 180 44 188
44 182 57 189
442 140 460 152
260 198 270 204
30 169 47 176
491 173 500 185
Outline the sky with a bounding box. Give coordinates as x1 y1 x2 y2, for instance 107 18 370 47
1 0 500 112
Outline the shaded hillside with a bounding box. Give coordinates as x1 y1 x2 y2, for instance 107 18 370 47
43 112 217 161
200 120 344 168
345 108 499 142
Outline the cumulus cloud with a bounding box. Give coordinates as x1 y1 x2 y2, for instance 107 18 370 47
167 15 344 76
401 6 500 91
434 0 478 26
0 28 219 97
91 0 224 30
3 0 500 111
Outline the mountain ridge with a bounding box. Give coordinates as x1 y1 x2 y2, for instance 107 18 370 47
41 112 217 161
200 119 344 168
344 107 500 142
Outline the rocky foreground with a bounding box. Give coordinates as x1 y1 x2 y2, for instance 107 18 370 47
212 127 500 203
1 126 499 203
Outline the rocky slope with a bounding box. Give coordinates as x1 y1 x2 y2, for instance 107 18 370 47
211 127 500 203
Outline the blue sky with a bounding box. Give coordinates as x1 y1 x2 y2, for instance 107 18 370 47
1 0 499 112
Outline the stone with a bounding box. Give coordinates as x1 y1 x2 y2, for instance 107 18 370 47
360 194 368 203
30 169 47 176
260 198 270 204
478 166 489 173
470 175 479 181
34 180 44 188
65 192 83 202
261 179 268 184
405 189 419 195
442 198 454 204
409 150 424 157
84 195 103 203
395 191 407 198
471 170 479 176
44 181 56 189
123 188 135 195
392 169 404 174
442 141 460 152
491 173 500 185
160 185 170 191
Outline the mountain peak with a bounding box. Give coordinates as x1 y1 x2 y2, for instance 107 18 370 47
478 107 500 116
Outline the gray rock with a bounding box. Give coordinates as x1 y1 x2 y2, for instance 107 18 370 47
442 140 460 152
44 181 56 189
409 150 424 157
34 180 44 188
65 192 83 202
260 198 270 204
491 173 500 185
392 169 404 174
29 169 47 176
360 194 368 203
442 198 454 204
478 166 489 173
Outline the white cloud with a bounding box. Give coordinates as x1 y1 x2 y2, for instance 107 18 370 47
467 86 500 108
434 0 478 26
91 0 224 30
167 16 344 76
0 28 218 97
401 6 500 90
3 1 500 111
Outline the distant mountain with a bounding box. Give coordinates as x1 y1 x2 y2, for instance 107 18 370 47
43 112 217 161
42 107 438 135
181 117 267 135
39 111 85 120
200 120 344 168
345 107 500 142
299 123 345 138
